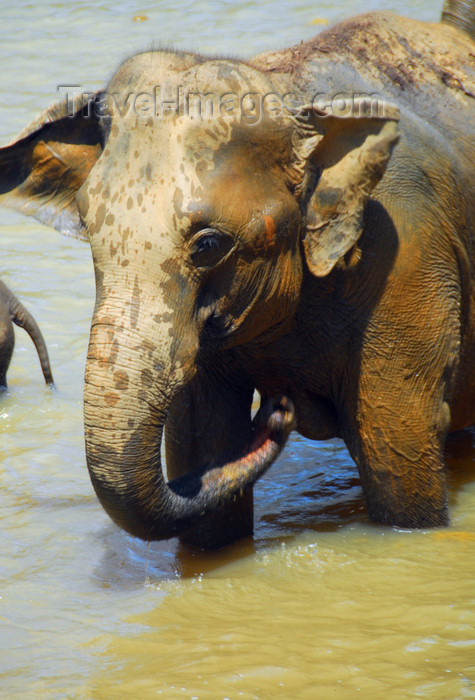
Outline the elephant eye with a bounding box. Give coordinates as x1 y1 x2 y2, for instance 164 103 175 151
190 229 234 269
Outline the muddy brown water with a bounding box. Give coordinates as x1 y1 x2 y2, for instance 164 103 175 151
1 1 474 698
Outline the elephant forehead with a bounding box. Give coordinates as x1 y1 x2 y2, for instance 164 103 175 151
107 52 279 108
110 113 234 177
84 114 242 235
82 102 296 256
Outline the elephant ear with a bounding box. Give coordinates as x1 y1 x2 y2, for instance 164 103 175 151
290 99 400 277
0 92 105 239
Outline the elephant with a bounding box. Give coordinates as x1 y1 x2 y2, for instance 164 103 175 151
0 279 54 388
0 0 474 548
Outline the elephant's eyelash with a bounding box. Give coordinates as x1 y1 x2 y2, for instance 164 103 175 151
189 228 235 269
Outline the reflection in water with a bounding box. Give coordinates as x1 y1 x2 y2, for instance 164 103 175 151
1 1 474 699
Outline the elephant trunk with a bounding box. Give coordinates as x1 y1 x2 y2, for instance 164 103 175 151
84 314 294 541
0 280 54 385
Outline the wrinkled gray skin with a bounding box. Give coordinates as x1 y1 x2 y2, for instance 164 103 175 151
0 1 474 548
0 280 54 389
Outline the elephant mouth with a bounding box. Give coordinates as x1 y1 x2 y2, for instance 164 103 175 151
163 391 293 500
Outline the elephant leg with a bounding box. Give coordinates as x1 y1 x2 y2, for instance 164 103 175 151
165 366 255 549
343 311 459 528
346 377 451 528
0 308 14 389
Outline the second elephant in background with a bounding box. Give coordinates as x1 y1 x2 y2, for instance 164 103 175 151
0 279 54 389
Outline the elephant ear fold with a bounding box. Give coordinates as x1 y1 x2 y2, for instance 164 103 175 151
291 99 400 277
0 92 105 240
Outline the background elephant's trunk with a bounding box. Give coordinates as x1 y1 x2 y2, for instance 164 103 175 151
84 313 294 541
0 279 54 385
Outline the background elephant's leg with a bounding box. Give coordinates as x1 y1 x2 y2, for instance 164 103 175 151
165 366 255 549
0 305 14 388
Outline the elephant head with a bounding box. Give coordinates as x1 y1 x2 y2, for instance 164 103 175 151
0 51 398 545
